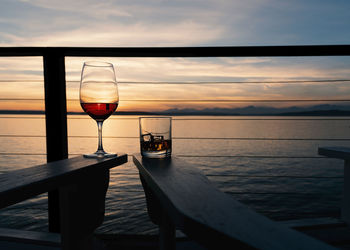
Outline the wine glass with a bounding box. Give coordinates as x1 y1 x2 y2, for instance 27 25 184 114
80 61 119 158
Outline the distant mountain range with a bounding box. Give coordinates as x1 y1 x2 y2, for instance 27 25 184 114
158 104 350 116
1 104 350 116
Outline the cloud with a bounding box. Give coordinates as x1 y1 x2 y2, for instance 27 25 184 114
2 0 350 47
18 0 132 18
0 0 262 47
0 20 224 47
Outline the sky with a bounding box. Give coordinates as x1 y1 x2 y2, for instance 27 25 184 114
0 0 350 112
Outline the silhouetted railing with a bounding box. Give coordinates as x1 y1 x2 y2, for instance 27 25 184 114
0 45 350 233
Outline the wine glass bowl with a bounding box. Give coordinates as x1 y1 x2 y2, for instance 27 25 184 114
80 61 119 158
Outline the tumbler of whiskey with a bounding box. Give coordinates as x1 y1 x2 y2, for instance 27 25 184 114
139 117 172 158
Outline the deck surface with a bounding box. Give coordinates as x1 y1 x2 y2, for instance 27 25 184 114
98 223 350 250
1 219 349 249
99 222 350 249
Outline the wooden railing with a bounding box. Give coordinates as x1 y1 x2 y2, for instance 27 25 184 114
0 45 349 247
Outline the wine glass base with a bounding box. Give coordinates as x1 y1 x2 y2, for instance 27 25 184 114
83 152 117 159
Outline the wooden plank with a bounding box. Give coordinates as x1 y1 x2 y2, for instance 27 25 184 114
43 48 68 233
133 154 336 250
0 47 45 56
298 225 350 248
0 241 60 250
344 161 350 225
62 45 350 57
43 48 68 163
0 45 349 57
279 217 345 230
318 147 350 160
0 228 60 247
0 154 127 209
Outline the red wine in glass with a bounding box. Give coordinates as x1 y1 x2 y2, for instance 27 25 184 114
80 61 119 158
81 103 118 121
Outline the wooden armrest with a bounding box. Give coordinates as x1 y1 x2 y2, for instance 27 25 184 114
0 154 127 209
133 154 335 250
318 147 350 160
0 154 128 250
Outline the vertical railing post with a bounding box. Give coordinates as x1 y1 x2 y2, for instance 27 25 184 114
43 48 68 233
343 160 350 224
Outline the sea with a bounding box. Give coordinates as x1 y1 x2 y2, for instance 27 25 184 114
0 114 349 235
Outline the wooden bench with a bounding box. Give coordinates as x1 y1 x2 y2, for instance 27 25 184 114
133 154 336 250
0 154 127 250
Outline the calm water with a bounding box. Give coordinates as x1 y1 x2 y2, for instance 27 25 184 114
0 115 349 234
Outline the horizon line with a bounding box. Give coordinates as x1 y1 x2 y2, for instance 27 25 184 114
1 109 350 117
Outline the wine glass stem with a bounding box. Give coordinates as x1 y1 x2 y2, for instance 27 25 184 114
97 120 104 152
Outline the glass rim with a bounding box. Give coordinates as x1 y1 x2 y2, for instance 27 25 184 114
139 116 172 120
83 61 114 67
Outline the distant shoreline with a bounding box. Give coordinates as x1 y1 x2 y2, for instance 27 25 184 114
1 110 350 116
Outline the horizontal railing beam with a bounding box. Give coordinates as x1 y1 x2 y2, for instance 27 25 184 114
0 47 46 56
0 45 349 57
62 45 350 57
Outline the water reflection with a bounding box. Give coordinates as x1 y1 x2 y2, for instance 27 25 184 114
0 115 347 233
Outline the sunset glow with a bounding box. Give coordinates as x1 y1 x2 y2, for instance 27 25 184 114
0 0 349 112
